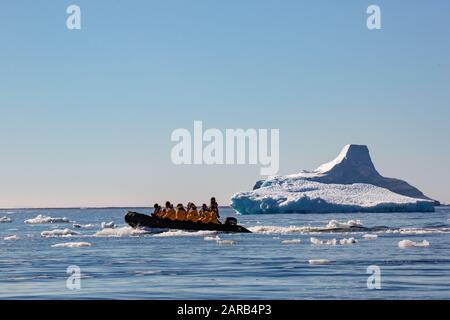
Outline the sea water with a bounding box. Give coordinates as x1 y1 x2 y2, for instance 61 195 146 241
1 207 450 299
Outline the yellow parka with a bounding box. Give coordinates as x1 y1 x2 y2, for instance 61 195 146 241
163 208 176 220
155 209 165 218
200 210 211 223
187 209 199 222
176 208 187 221
209 211 219 224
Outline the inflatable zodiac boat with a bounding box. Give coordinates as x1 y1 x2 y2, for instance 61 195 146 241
125 211 252 233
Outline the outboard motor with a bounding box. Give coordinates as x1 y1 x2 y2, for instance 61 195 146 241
224 217 238 226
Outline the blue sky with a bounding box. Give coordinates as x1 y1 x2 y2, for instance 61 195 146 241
1 0 449 207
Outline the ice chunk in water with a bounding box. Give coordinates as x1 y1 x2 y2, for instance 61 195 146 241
25 214 69 224
41 229 80 238
398 239 430 248
51 242 91 248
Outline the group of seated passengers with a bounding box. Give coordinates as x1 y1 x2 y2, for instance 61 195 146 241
152 197 220 224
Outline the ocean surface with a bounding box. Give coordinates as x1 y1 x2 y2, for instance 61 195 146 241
1 207 450 300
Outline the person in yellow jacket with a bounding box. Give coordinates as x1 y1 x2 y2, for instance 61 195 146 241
152 203 165 218
208 210 219 224
163 201 176 220
175 204 188 221
186 204 200 222
209 197 219 219
199 204 211 223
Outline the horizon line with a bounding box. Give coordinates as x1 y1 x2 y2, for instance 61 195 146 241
0 205 233 210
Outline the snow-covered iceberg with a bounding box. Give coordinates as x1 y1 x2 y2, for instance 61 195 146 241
231 144 436 214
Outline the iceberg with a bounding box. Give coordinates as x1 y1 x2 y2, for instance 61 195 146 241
231 144 437 214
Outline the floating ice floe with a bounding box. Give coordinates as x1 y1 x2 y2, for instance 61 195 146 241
51 242 91 248
216 240 236 245
398 239 430 249
281 239 301 244
249 220 448 236
0 216 13 223
339 237 357 245
94 226 150 237
363 234 378 240
73 223 96 229
101 221 116 229
154 230 216 237
311 237 336 245
382 228 449 235
231 144 436 214
399 228 446 235
25 214 70 224
203 235 236 245
309 259 331 265
310 237 357 246
326 219 363 229
41 229 80 238
4 235 19 241
204 235 221 241
249 225 312 234
249 219 370 235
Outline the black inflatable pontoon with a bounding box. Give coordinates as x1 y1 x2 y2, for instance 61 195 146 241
125 211 252 233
